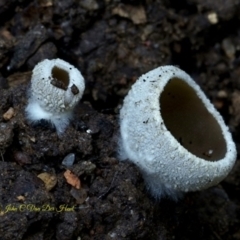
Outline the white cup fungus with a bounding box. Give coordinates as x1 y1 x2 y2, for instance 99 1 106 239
119 65 237 200
25 58 85 134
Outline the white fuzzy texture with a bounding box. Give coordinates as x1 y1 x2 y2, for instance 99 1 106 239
119 65 237 200
25 58 85 134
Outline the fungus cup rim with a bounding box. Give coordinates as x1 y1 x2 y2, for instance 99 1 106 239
119 65 236 193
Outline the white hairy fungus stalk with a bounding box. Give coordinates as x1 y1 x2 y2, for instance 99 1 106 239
119 65 236 200
25 58 85 134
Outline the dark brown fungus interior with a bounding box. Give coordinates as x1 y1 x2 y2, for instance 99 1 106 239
51 66 70 90
160 78 227 161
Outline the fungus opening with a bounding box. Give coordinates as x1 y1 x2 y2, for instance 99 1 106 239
160 78 227 161
51 66 70 89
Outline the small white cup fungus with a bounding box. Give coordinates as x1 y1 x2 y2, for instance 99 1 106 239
25 58 85 134
119 65 237 200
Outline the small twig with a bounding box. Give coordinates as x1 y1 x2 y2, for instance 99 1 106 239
76 205 90 210
212 230 222 240
98 171 118 199
0 151 4 162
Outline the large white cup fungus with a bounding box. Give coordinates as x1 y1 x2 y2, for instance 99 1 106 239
119 65 237 200
25 58 85 134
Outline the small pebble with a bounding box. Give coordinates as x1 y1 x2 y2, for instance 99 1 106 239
14 151 31 165
70 188 87 204
207 12 218 24
64 170 81 189
222 38 235 59
16 195 25 201
62 153 75 166
3 107 15 121
37 172 58 191
217 90 228 98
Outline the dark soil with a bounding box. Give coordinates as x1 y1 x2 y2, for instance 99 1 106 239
1 0 240 239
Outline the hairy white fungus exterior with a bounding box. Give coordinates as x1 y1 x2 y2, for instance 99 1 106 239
119 65 236 200
25 58 85 134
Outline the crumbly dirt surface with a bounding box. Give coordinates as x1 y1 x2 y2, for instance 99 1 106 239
1 0 240 239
